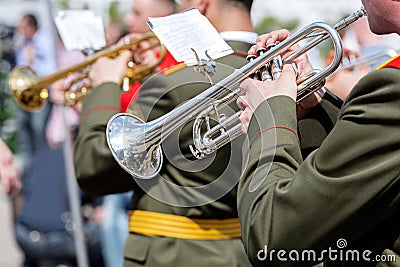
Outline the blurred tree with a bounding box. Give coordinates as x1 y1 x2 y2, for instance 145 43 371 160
255 16 299 35
108 1 124 23
58 0 70 10
318 13 352 64
58 0 89 10
82 2 89 10
0 24 18 152
0 59 18 153
254 13 354 67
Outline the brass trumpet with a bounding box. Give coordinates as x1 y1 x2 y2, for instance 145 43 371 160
106 7 366 179
338 48 398 71
9 32 165 112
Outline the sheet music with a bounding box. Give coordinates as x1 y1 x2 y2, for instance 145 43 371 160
55 10 106 51
147 8 233 65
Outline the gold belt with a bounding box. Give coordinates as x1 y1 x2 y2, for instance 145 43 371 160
128 210 242 240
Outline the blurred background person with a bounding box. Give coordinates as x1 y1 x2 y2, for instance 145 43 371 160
0 137 21 196
74 0 259 266
0 19 23 267
13 12 57 175
96 2 176 267
342 16 399 69
324 48 370 100
326 16 400 100
0 137 22 267
12 12 70 267
119 0 178 111
124 0 176 34
14 13 56 77
45 33 85 150
47 1 177 267
12 13 104 267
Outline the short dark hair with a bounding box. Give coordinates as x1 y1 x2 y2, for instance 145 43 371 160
23 14 38 29
227 0 253 12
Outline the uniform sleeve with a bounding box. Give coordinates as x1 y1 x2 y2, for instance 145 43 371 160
237 68 400 266
74 82 135 196
135 74 177 120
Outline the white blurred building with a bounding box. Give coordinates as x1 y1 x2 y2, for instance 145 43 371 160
0 0 130 29
0 0 363 29
251 0 363 28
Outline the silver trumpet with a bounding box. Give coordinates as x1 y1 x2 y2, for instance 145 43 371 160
106 7 366 179
337 48 398 72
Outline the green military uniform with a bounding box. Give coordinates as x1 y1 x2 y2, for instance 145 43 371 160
74 39 342 266
237 57 400 266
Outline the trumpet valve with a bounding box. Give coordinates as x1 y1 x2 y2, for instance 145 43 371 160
64 91 77 106
256 47 267 55
64 81 90 106
245 54 256 61
270 55 283 80
122 77 131 92
246 54 262 80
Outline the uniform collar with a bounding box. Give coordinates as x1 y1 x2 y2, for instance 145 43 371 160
219 31 258 45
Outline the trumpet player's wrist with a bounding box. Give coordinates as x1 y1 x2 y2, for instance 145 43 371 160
91 78 121 89
80 82 121 124
247 96 297 145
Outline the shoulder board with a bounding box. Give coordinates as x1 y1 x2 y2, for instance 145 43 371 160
376 54 400 70
162 63 187 76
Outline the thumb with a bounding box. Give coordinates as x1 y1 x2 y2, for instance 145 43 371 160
275 64 298 101
236 96 249 111
240 78 262 93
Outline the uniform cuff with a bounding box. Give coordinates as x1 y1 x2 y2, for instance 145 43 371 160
247 96 298 146
81 82 121 124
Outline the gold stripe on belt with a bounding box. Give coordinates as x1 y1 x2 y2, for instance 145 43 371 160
129 210 242 240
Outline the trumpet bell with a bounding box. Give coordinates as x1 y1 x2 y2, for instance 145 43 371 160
105 7 366 180
8 32 165 112
106 113 163 179
9 66 48 112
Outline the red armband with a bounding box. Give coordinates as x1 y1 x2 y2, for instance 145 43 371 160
119 50 181 112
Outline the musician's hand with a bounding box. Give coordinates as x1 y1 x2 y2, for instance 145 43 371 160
325 48 369 100
50 79 68 106
49 78 83 114
249 29 313 77
0 139 21 196
296 87 325 119
325 48 361 66
238 64 297 133
88 50 132 87
138 42 160 66
326 66 369 100
23 43 36 65
118 33 160 69
116 33 142 47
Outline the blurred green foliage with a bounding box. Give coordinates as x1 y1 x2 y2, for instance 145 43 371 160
82 2 89 10
58 0 70 10
108 1 124 23
0 59 18 153
254 12 353 66
255 16 299 35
